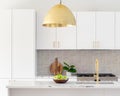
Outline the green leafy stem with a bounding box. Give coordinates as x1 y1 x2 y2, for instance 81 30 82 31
63 62 77 73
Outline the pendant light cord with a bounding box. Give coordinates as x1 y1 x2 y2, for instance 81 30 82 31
60 0 62 4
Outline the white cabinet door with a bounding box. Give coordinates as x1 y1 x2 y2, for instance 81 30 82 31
37 24 56 49
96 12 114 49
37 13 76 49
37 14 62 50
56 13 76 49
37 14 56 49
77 12 95 49
115 12 120 49
57 26 76 49
12 10 35 79
0 79 9 96
0 10 11 78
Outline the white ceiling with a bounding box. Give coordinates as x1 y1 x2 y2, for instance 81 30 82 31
1 0 120 16
1 0 120 11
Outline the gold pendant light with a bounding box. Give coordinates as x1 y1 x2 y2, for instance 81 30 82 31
42 0 76 27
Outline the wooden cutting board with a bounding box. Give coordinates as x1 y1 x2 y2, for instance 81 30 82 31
50 58 63 75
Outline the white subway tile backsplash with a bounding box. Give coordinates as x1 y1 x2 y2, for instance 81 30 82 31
37 50 120 77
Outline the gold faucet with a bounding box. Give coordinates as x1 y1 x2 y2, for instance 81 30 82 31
94 59 100 84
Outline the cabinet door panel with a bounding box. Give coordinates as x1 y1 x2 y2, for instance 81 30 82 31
12 10 35 79
77 12 95 49
37 14 56 49
0 10 11 78
96 12 114 49
56 12 76 49
0 79 9 96
57 26 76 49
37 28 56 49
115 12 120 49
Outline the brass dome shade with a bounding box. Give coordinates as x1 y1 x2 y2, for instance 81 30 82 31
42 3 76 27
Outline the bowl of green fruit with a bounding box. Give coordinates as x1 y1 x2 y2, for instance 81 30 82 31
53 74 68 83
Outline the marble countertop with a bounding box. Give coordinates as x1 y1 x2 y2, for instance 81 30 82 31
7 78 120 89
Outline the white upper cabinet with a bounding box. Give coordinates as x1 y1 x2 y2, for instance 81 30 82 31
37 14 56 49
57 13 77 49
77 12 114 49
0 10 11 78
37 11 120 50
96 12 114 49
37 27 56 49
115 12 120 49
57 27 76 49
37 13 77 49
77 12 95 49
12 10 35 79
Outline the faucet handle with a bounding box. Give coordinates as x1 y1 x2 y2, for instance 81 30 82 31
94 74 101 81
94 79 101 81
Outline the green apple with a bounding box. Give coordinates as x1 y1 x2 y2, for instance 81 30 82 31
53 74 68 80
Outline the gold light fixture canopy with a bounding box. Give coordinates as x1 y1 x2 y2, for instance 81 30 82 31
42 1 76 27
